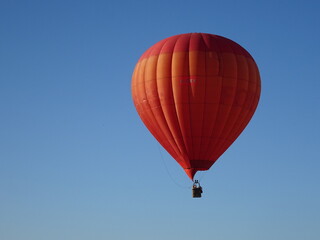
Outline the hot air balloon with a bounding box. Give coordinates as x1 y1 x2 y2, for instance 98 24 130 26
131 33 261 195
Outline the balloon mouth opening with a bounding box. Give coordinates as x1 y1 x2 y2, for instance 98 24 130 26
184 168 198 180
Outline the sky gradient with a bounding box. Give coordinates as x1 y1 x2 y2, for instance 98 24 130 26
1 0 320 239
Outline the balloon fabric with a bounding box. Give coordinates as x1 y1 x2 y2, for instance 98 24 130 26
132 33 261 180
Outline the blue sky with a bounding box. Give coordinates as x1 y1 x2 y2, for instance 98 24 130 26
1 0 319 239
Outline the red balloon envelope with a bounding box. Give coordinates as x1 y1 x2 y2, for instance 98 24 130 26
131 33 261 180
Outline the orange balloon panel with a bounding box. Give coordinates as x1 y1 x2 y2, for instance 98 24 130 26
132 33 261 180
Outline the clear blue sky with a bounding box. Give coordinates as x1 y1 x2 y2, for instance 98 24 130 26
1 0 319 239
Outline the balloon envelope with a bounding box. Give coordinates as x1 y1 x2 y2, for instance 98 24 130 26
132 33 261 180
